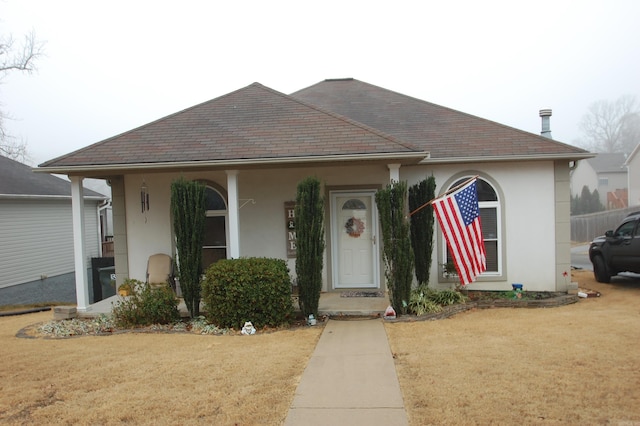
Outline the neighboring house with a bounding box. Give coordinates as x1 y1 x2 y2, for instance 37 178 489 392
36 79 591 312
571 153 628 209
624 143 640 207
0 155 107 305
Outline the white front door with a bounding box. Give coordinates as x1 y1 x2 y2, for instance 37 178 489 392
331 191 379 288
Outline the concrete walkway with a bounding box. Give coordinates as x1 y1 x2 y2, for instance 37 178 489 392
285 318 408 425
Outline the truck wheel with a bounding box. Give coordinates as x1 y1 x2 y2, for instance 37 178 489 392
593 255 611 283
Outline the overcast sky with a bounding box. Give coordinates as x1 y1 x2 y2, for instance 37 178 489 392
2 0 639 167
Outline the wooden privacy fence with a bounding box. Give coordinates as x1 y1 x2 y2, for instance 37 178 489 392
571 206 639 243
101 240 114 257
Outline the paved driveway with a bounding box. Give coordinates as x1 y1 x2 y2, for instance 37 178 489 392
572 243 640 282
0 273 76 307
571 244 592 271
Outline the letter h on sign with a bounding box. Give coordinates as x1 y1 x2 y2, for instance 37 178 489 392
285 201 297 258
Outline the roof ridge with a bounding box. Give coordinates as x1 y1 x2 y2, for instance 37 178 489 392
283 83 425 153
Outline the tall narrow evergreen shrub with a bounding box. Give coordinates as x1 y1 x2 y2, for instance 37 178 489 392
170 177 206 318
295 176 325 318
409 176 436 288
375 180 414 315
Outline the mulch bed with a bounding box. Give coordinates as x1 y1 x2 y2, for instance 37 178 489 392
385 292 580 323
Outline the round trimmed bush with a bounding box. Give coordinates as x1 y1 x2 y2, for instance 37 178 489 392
201 258 294 329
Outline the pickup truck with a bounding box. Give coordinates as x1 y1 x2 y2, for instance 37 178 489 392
589 211 640 283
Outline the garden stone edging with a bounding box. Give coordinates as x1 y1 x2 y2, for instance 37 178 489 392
472 294 580 309
385 293 580 322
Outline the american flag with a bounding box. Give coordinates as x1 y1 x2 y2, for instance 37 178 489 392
432 179 486 285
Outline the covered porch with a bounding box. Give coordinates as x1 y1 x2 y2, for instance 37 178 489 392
66 163 407 314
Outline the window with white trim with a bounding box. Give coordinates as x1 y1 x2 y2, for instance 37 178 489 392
202 186 228 270
443 177 501 276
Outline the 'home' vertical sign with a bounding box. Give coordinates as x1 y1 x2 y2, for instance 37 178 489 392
285 201 296 258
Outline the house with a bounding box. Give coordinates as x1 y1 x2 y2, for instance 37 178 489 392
0 155 107 305
36 79 591 312
571 153 628 209
624 143 640 207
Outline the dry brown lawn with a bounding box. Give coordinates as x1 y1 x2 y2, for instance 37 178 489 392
0 316 323 425
386 270 640 425
1 270 638 425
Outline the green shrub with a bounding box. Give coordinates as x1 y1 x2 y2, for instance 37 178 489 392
408 288 467 315
112 280 180 328
408 290 442 315
171 177 206 318
376 181 414 315
429 289 468 306
409 176 436 287
295 176 325 318
201 258 294 329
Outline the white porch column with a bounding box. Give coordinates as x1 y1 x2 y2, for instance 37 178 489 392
226 170 240 259
70 176 90 311
387 163 401 183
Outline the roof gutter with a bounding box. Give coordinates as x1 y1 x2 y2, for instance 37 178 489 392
0 194 107 201
34 151 430 174
418 152 595 165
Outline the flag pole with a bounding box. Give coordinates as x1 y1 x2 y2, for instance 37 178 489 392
408 175 479 217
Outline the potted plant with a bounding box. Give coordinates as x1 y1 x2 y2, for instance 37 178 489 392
117 280 135 297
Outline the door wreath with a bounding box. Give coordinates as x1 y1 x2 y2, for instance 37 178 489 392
345 217 365 238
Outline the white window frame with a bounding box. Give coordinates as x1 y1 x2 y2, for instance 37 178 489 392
202 185 229 268
439 176 504 283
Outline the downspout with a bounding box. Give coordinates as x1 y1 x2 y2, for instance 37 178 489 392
97 200 106 257
97 199 112 257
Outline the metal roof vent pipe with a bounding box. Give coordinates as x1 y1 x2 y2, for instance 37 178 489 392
539 108 552 139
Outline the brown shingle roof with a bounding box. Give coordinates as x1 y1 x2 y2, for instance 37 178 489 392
40 83 424 170
292 78 590 161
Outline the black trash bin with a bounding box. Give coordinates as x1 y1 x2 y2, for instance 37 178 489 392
99 266 116 300
91 257 115 303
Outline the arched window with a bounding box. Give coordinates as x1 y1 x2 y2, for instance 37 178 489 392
342 199 367 210
202 185 228 270
442 177 501 277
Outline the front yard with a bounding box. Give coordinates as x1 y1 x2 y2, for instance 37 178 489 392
1 270 639 424
386 270 640 424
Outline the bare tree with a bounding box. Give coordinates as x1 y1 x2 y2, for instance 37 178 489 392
578 95 640 154
0 30 45 161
